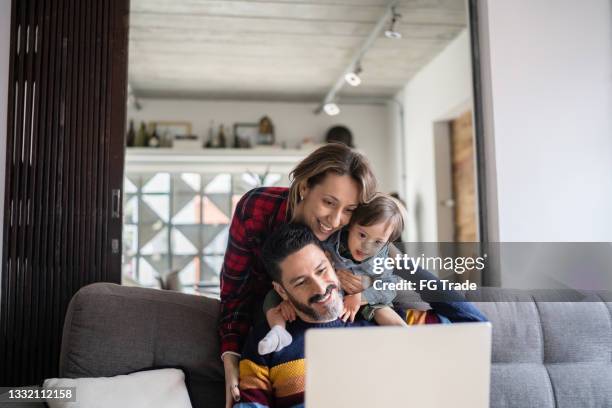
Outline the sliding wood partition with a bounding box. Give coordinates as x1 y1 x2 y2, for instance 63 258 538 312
1 0 129 385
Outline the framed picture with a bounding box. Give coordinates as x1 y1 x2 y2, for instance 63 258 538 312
256 116 275 145
149 121 192 139
233 123 258 148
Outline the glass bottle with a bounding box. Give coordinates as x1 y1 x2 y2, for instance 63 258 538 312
148 123 160 148
126 119 135 147
135 121 147 147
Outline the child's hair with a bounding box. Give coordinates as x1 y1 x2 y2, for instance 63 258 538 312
350 193 407 242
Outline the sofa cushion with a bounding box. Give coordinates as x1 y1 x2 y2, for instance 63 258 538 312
467 288 612 408
44 368 192 408
490 364 555 408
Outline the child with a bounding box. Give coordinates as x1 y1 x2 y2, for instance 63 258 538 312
258 194 407 355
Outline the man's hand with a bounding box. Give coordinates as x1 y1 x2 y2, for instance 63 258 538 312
223 353 240 408
336 269 366 295
341 293 361 322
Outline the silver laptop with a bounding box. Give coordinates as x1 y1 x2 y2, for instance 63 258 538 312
305 322 492 408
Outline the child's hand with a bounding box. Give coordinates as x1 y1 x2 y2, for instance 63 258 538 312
341 293 361 323
337 269 364 295
266 305 286 328
278 300 296 322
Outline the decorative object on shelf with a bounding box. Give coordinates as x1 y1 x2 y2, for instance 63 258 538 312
204 123 227 148
204 120 215 148
233 123 258 148
218 124 227 148
135 121 148 147
325 125 354 147
174 135 202 150
149 121 192 147
257 116 275 145
126 119 135 147
148 123 160 147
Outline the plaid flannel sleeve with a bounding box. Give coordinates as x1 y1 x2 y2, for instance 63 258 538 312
218 188 287 356
219 193 256 356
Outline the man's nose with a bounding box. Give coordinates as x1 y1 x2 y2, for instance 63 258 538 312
312 276 328 295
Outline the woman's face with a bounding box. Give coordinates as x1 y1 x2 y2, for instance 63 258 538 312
295 173 360 241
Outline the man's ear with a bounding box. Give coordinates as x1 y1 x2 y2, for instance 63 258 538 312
272 281 289 301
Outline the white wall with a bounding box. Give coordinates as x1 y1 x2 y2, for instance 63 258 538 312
0 0 12 263
480 0 612 242
398 29 473 242
127 99 398 193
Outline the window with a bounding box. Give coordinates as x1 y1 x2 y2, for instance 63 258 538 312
122 170 288 298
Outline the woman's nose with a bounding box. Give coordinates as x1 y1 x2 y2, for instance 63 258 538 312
329 209 343 228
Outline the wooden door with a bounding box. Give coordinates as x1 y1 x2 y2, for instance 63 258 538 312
1 0 129 386
450 111 478 242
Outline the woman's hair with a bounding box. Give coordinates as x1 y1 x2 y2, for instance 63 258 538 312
350 193 407 242
288 143 378 218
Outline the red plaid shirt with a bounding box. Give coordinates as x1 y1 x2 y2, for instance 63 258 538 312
219 186 290 356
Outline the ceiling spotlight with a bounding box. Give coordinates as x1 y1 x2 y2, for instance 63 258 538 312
344 64 362 87
384 7 402 39
323 102 340 116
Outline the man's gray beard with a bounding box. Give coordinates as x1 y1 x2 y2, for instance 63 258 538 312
286 289 344 321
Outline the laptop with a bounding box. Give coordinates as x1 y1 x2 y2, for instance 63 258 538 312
305 322 492 408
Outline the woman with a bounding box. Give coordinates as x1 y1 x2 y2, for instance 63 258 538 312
219 143 377 407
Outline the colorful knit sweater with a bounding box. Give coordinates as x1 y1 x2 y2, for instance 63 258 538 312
234 308 446 408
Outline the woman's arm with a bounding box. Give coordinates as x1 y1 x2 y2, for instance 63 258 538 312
219 194 258 408
219 194 256 357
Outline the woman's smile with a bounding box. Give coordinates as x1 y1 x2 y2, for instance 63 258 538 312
318 219 334 235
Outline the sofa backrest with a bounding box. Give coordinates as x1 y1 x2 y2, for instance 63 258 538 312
466 288 612 408
60 283 225 408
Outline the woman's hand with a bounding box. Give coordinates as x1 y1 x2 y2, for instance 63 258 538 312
341 293 361 322
336 269 366 295
223 353 240 408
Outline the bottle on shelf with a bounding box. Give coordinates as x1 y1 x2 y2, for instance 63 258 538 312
134 121 147 147
204 120 215 148
148 123 160 148
218 124 226 148
126 119 135 147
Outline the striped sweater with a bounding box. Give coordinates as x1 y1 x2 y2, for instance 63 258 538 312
234 308 445 408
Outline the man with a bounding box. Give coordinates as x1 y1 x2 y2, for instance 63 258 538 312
233 223 466 408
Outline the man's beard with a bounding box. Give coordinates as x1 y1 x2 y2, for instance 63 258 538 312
285 284 343 321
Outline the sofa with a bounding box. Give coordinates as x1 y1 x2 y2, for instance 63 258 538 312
57 283 612 408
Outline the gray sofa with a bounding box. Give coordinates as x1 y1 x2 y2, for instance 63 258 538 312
58 283 612 408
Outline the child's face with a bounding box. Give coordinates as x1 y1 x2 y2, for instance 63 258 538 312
347 221 393 262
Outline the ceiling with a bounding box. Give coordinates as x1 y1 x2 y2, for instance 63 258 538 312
128 0 467 102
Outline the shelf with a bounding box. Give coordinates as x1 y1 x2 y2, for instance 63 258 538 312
125 146 317 173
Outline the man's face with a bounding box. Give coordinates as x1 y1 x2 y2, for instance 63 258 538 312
273 243 343 323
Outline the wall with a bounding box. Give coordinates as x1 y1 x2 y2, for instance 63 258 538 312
127 99 398 193
480 0 612 242
398 29 473 242
0 1 12 263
